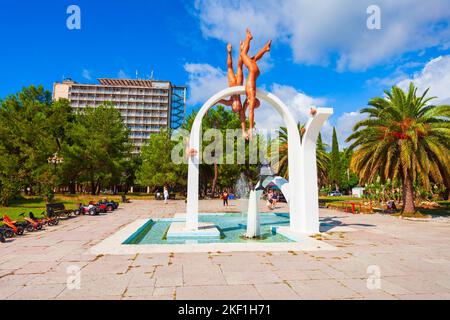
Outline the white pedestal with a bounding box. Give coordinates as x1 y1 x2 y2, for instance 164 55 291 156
166 222 221 239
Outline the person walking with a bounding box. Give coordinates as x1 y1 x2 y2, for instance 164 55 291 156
163 186 169 204
266 189 274 210
272 191 278 208
222 189 229 207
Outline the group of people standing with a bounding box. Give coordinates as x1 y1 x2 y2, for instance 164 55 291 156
156 186 170 204
221 188 279 209
266 189 279 210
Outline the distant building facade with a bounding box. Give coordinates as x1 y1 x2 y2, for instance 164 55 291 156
53 78 186 154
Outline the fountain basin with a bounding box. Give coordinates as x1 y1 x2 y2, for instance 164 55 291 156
123 213 293 245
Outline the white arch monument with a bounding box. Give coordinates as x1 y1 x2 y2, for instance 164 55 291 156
185 86 332 235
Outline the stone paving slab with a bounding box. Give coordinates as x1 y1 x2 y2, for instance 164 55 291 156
176 285 262 300
0 199 449 300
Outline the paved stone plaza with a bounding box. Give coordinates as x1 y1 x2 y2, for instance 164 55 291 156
1 200 450 300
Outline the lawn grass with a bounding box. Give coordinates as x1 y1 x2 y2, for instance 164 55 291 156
0 194 121 222
320 196 450 217
2 193 448 223
0 192 181 223
417 207 450 217
319 196 362 205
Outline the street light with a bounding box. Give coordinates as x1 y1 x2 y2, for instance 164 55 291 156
48 153 64 165
46 153 64 200
255 159 274 191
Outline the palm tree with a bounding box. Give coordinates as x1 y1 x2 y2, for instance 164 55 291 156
271 124 330 185
346 83 450 213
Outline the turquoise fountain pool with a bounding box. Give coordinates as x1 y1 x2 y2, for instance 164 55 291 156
123 213 294 245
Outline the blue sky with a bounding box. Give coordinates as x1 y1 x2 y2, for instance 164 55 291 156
1 0 449 145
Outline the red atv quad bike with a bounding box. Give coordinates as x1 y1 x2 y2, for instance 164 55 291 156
0 216 25 238
90 201 107 214
29 212 59 227
98 199 119 212
18 213 43 232
96 201 112 212
2 215 27 234
0 228 6 243
75 203 99 216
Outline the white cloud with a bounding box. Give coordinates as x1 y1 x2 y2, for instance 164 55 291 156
366 61 424 88
183 62 325 126
184 62 367 147
118 69 129 79
184 63 228 105
194 0 450 71
254 83 327 131
397 55 450 105
82 69 92 81
334 111 366 147
255 85 366 148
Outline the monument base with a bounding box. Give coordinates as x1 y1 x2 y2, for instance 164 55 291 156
166 222 221 239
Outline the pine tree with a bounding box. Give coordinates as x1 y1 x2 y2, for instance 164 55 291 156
329 127 341 191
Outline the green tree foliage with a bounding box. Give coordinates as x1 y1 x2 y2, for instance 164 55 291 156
0 86 73 205
61 104 131 195
329 127 341 190
339 149 359 193
347 83 450 213
183 106 258 197
136 129 186 190
272 124 329 186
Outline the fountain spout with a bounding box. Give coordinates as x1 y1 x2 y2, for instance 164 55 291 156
245 190 262 238
244 160 275 239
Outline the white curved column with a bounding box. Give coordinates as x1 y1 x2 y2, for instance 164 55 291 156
186 91 224 230
299 108 333 234
261 93 303 233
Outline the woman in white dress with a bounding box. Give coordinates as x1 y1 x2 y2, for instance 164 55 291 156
163 186 169 204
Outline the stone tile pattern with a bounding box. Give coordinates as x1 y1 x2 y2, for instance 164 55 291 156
1 200 450 300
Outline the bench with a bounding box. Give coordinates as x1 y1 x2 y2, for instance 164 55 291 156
46 203 74 218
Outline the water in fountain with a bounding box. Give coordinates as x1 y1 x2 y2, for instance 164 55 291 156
234 173 250 221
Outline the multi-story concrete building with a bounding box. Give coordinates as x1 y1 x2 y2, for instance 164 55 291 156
53 78 186 153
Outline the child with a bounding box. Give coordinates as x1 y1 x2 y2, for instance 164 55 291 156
222 190 229 206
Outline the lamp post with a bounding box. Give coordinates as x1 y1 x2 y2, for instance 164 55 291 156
47 153 64 197
255 159 275 191
48 153 64 166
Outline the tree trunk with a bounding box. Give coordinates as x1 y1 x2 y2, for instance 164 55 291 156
211 161 218 198
402 172 416 213
90 179 96 196
95 180 101 195
69 182 76 194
